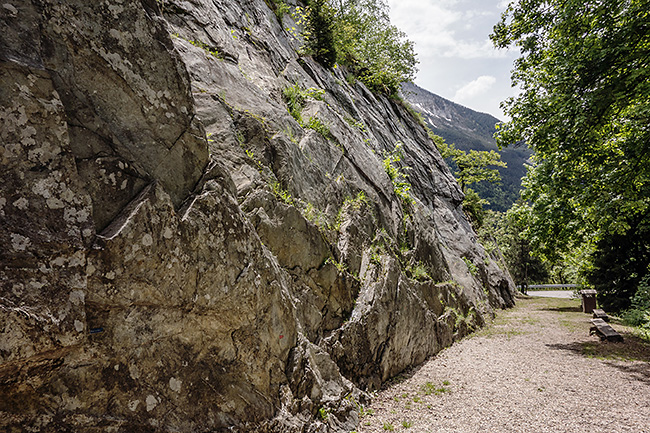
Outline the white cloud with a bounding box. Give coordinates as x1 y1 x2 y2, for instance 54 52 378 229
442 39 508 59
388 0 505 60
453 75 497 103
386 1 519 117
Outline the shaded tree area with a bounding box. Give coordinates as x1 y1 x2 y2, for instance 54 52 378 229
479 204 550 288
491 0 650 311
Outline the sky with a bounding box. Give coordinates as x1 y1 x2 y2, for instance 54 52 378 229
386 0 519 120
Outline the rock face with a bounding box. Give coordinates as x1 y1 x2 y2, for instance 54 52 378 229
0 1 515 432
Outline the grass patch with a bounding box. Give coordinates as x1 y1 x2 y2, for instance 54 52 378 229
305 115 332 139
383 143 415 206
421 381 450 396
282 83 324 124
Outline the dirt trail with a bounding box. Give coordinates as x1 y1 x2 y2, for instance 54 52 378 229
357 296 650 433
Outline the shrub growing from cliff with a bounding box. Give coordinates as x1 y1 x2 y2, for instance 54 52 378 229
383 143 415 206
334 0 417 95
298 0 417 96
305 0 338 67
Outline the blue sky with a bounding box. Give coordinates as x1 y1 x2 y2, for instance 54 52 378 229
386 0 519 120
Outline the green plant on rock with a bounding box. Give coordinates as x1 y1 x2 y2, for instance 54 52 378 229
382 422 394 431
283 83 306 123
303 202 330 230
326 256 348 273
282 83 325 124
270 180 295 205
383 143 415 206
266 0 290 20
318 407 329 421
462 257 478 276
408 263 431 281
334 191 369 230
306 115 332 139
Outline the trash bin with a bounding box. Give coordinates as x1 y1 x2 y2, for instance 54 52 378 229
580 289 597 313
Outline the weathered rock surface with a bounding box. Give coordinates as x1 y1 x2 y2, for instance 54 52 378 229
0 0 515 432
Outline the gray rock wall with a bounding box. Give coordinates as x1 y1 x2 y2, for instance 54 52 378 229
0 0 515 432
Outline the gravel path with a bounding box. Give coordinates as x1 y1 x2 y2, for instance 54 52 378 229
357 296 650 433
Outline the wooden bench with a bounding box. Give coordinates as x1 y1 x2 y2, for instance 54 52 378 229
592 309 609 322
590 318 623 342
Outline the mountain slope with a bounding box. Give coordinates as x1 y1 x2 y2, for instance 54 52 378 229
402 82 531 211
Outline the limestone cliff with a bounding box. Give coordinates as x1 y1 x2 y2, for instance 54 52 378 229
0 1 515 431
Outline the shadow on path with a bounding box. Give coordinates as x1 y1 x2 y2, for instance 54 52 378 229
546 336 650 384
542 306 582 313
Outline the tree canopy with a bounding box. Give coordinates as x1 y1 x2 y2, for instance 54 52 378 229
437 140 507 193
492 0 650 310
433 136 507 228
299 0 418 95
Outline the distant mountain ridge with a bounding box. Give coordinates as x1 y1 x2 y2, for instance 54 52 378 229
402 82 531 212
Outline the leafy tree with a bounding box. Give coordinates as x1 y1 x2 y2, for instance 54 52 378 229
480 204 550 288
585 220 650 311
305 0 338 67
350 0 418 95
437 140 507 193
462 189 488 229
434 137 507 228
491 0 650 309
299 0 418 95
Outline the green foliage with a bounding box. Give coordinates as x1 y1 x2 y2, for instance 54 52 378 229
271 181 295 205
382 422 394 431
478 205 551 287
267 0 290 19
408 263 431 281
436 139 506 193
462 189 487 230
434 136 506 229
383 143 415 205
333 191 370 231
491 0 650 306
335 0 418 95
303 202 331 230
585 221 650 312
283 84 305 123
622 275 650 340
421 381 449 396
462 257 478 277
318 407 329 421
305 0 338 67
305 115 332 139
282 83 325 124
290 0 417 96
